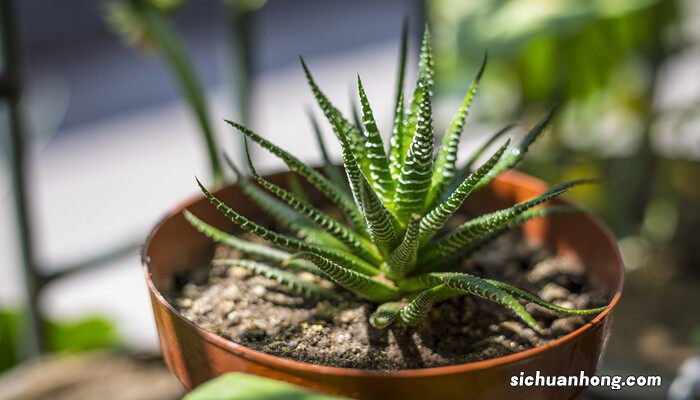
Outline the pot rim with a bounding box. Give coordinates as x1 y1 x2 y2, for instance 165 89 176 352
142 170 624 378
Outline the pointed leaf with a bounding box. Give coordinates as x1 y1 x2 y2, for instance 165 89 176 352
388 19 409 180
213 259 338 300
420 179 596 264
427 53 487 207
417 206 583 273
438 272 542 332
288 252 400 303
196 178 380 276
419 139 509 245
300 57 368 172
484 280 608 315
369 302 402 329
308 110 347 189
400 28 435 168
184 210 324 276
389 91 406 180
359 177 399 258
357 75 394 203
225 120 365 229
245 149 382 265
224 154 345 249
476 108 554 190
385 213 421 278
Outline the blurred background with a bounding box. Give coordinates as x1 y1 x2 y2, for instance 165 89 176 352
0 0 698 399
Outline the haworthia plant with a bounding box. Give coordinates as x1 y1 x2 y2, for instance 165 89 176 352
187 26 608 332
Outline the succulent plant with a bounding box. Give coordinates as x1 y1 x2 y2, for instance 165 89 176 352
185 26 607 332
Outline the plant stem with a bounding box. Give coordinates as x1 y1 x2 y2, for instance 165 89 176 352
129 0 223 185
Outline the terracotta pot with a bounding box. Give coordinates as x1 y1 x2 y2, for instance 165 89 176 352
142 169 624 400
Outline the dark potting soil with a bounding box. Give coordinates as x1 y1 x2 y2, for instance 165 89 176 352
170 231 608 371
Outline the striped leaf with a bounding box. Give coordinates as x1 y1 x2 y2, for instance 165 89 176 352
476 108 554 190
245 150 382 265
420 179 595 264
385 214 421 278
440 206 583 266
213 259 337 300
330 115 366 216
225 119 365 230
388 19 409 179
389 91 406 180
462 124 515 173
399 272 541 331
299 57 368 173
393 87 435 221
308 110 347 190
400 28 435 170
357 75 394 203
427 53 487 208
196 178 380 276
398 284 443 325
443 124 514 202
438 272 542 332
419 139 510 245
288 252 400 303
184 210 323 276
359 177 399 258
224 154 346 249
484 280 608 315
369 302 402 329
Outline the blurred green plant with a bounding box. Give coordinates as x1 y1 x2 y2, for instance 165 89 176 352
0 308 122 372
429 0 684 244
184 373 344 400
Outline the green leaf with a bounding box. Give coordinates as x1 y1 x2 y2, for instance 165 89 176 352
420 179 595 264
213 259 338 300
393 79 435 221
419 139 510 245
245 147 382 265
462 124 515 173
476 108 555 190
369 302 402 329
398 272 542 332
427 52 487 208
308 110 347 190
399 28 435 170
184 210 324 276
389 91 406 180
184 372 344 400
388 19 409 180
443 124 515 202
443 206 584 266
357 75 394 204
398 284 443 325
223 155 345 249
288 252 400 303
225 120 365 229
484 280 608 315
359 177 400 258
195 178 380 276
439 273 542 332
299 57 368 173
329 115 367 216
385 214 422 278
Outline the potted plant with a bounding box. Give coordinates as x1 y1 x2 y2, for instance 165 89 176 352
142 26 624 399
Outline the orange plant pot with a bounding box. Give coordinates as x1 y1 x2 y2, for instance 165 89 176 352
142 169 624 400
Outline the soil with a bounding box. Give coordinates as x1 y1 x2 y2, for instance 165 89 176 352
170 230 608 371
